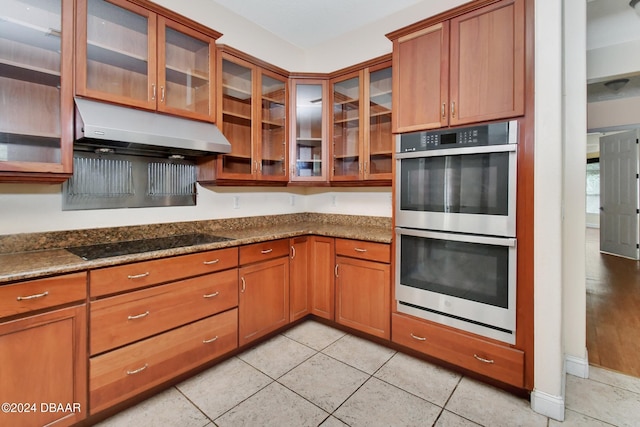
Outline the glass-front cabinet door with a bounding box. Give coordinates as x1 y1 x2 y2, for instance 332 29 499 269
366 63 392 180
218 55 254 178
157 17 215 122
0 0 74 181
331 71 362 181
76 0 156 110
259 70 287 180
290 79 327 182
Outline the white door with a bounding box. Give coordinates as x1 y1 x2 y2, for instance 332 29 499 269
599 130 639 259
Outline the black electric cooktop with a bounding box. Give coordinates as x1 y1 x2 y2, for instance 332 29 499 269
66 233 234 261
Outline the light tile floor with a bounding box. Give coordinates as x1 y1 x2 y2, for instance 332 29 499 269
96 320 640 427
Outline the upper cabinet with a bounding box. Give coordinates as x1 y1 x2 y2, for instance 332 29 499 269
216 49 288 182
76 0 219 122
330 60 392 183
0 0 74 182
389 0 524 132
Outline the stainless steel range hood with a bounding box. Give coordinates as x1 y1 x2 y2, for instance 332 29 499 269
74 97 231 158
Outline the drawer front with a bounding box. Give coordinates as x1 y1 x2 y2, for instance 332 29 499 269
335 239 390 263
90 247 238 297
90 308 238 413
392 313 524 388
90 269 238 355
239 239 289 265
0 272 87 319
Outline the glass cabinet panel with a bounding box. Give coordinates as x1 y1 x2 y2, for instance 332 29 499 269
292 82 325 180
159 18 213 120
367 66 392 178
220 58 253 176
332 75 361 178
260 72 286 179
0 0 70 170
82 0 154 107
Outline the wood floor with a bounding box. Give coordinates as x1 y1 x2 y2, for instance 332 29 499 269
586 227 640 377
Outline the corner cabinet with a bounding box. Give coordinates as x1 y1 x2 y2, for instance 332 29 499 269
389 0 524 132
76 0 219 122
0 0 74 182
216 50 288 182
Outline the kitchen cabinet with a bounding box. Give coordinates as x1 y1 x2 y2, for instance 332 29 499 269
0 0 74 182
330 60 392 183
289 236 310 321
309 236 335 320
389 0 524 132
290 78 329 183
0 272 87 427
76 0 219 122
335 239 390 339
238 239 290 345
216 49 288 181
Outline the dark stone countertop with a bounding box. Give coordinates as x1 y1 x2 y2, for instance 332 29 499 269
0 213 392 284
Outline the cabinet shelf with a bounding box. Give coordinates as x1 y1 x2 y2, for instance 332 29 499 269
223 110 251 121
0 59 60 87
165 65 208 87
223 84 252 101
333 116 360 125
0 16 61 53
87 40 148 75
262 119 284 128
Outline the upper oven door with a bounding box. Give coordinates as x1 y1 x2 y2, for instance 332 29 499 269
396 144 517 237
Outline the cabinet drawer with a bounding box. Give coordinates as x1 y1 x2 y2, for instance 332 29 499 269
335 239 390 263
0 272 87 319
90 247 238 297
392 313 524 388
90 308 238 413
90 269 238 355
239 239 289 265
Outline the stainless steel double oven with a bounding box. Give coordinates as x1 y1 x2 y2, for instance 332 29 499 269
395 120 518 343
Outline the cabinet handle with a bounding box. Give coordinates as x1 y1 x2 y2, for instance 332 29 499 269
203 259 220 265
151 84 156 101
354 248 367 253
203 336 219 344
261 248 273 254
126 363 148 375
335 264 339 277
364 162 368 173
451 101 456 118
473 354 495 364
442 103 446 119
290 246 296 259
241 277 246 293
127 272 150 280
127 311 150 320
16 291 49 301
203 291 220 299
160 86 165 103
410 333 427 341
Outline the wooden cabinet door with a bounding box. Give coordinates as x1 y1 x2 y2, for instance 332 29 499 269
364 62 393 181
0 305 87 427
449 0 525 126
76 0 157 110
330 70 363 181
239 256 289 345
289 237 310 321
392 22 449 133
258 69 288 181
157 17 216 122
309 236 335 320
335 256 390 339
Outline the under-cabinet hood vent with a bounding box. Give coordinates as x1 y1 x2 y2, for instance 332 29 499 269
74 97 232 158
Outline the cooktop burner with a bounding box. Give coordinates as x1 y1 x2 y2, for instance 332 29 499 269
66 233 234 261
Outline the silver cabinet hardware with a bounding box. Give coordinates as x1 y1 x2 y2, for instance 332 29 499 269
290 246 296 259
335 264 339 277
202 336 219 344
473 354 495 364
126 363 148 375
160 86 165 103
127 311 150 320
16 291 49 301
261 249 273 254
203 291 220 299
241 277 246 293
127 272 150 280
410 333 427 341
151 84 156 100
203 259 220 265
441 102 446 119
354 248 367 253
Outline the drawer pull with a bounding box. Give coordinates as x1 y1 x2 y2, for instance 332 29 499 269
354 248 367 253
241 277 246 293
127 272 150 280
410 333 427 341
290 246 296 259
203 336 219 344
16 291 49 301
203 291 220 299
261 248 273 254
473 354 495 364
126 363 148 375
127 311 150 320
335 264 339 278
203 259 220 265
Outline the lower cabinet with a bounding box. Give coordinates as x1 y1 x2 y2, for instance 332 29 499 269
309 236 335 320
90 309 238 413
289 236 310 321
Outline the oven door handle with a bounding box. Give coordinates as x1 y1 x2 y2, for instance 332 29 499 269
395 227 516 247
395 143 516 159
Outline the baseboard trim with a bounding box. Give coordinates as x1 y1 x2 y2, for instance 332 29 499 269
565 352 589 379
531 389 565 421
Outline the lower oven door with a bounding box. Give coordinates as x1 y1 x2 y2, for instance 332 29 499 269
395 227 516 344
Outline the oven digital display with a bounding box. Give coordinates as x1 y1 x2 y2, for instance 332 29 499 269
440 132 456 145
